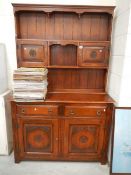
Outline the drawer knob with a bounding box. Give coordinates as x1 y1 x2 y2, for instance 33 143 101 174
55 138 58 141
21 108 25 114
70 110 75 115
48 108 53 113
97 111 101 116
34 108 37 111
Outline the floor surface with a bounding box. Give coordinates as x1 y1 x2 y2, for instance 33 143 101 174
0 154 110 175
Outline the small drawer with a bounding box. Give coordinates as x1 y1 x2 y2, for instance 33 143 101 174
16 105 58 116
65 106 106 117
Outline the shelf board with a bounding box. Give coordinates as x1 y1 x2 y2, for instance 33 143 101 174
16 38 111 44
12 92 115 104
47 66 108 69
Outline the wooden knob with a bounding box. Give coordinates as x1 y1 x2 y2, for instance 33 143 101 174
70 110 75 115
21 108 25 114
48 108 53 113
97 111 101 116
34 108 37 111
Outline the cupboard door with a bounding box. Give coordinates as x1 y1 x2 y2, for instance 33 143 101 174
17 117 59 160
63 118 105 160
78 43 109 67
17 40 48 67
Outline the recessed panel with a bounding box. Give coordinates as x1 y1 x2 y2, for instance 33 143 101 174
24 125 52 153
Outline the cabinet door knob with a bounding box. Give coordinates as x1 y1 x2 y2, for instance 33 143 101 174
55 138 58 141
97 111 101 116
79 46 83 49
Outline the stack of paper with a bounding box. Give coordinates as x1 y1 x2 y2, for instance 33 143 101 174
13 67 48 100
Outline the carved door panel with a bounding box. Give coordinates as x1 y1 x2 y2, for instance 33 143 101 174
17 40 48 67
78 42 109 67
63 118 105 160
17 118 59 160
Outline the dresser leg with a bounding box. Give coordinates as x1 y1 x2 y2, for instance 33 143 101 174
15 158 20 163
14 153 20 163
100 154 108 165
100 160 107 165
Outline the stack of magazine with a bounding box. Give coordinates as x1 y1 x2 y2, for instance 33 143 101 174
13 67 48 100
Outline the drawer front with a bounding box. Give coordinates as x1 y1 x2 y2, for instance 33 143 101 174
16 105 58 116
65 106 106 117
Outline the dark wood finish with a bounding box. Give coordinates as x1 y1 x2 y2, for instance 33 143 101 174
63 118 105 160
17 117 59 160
48 69 106 93
17 40 48 67
15 12 111 41
65 105 107 117
16 104 58 116
78 42 110 67
11 3 115 163
11 100 114 163
50 44 77 66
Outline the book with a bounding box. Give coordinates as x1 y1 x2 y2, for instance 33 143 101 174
12 67 48 100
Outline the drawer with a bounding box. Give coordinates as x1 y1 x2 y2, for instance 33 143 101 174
16 105 58 116
65 106 106 117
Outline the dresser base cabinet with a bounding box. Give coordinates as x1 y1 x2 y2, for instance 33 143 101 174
11 99 114 164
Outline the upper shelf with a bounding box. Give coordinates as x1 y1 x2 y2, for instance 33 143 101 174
12 4 115 15
15 10 112 41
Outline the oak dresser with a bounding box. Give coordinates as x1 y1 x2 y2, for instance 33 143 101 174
11 4 115 163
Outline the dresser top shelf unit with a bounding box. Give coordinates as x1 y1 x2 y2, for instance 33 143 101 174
13 3 114 99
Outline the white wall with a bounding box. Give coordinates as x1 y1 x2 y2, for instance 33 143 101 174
107 0 131 106
0 90 12 155
0 44 8 94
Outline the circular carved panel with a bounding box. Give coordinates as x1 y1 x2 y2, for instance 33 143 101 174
29 49 36 57
79 135 88 143
72 130 94 149
27 130 49 149
90 51 97 59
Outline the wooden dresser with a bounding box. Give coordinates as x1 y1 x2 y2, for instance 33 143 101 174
11 4 115 163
